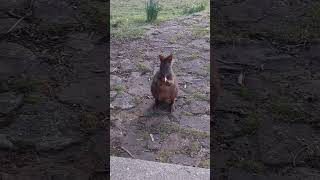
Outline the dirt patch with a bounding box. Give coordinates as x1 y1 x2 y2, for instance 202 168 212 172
213 0 320 179
110 12 210 168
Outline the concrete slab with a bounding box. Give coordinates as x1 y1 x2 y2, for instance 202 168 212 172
110 156 210 180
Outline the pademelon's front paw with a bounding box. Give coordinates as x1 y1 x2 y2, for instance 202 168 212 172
169 104 175 113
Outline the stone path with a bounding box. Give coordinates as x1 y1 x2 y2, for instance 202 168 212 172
110 156 210 180
0 0 107 179
110 12 210 168
213 0 320 179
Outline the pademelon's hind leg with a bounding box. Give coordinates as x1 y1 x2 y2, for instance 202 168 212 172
153 99 160 110
169 100 175 113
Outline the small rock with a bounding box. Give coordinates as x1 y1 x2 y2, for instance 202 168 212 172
111 92 135 109
0 82 9 93
120 58 135 72
128 85 149 97
66 33 95 52
110 91 117 99
179 59 208 76
180 115 210 132
110 75 122 87
160 134 182 151
147 140 161 151
189 101 210 114
0 42 35 79
215 90 251 113
190 39 210 51
57 78 107 111
0 92 23 115
258 123 319 165
36 136 80 151
0 134 14 150
170 154 196 166
151 29 161 35
34 0 77 26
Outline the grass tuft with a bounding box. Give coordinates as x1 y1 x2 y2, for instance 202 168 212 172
198 159 210 168
182 2 206 15
81 112 98 130
145 0 161 22
241 112 260 135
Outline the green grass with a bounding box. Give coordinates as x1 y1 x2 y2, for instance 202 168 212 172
168 33 184 44
111 0 209 39
238 160 264 173
12 78 39 93
181 128 209 139
146 0 160 22
226 159 264 173
182 1 207 15
238 87 256 101
159 122 209 141
198 159 210 168
160 122 180 134
187 52 200 60
192 92 208 101
211 1 320 43
212 133 224 142
188 26 210 37
180 141 201 155
11 77 50 104
23 93 43 104
12 77 48 94
136 62 151 73
270 101 306 122
156 150 171 163
77 0 108 31
241 112 261 135
112 85 126 94
81 112 98 130
265 2 320 42
181 111 194 116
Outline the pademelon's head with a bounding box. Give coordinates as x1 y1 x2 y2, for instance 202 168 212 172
159 54 174 84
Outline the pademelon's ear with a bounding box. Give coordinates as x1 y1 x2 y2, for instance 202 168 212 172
166 54 173 62
159 55 164 61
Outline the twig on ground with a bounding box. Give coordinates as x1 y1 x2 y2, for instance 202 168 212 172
292 141 319 167
6 15 26 34
6 10 23 18
121 146 135 158
217 59 257 67
5 0 34 34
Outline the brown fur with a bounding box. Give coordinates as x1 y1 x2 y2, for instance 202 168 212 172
151 54 178 112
